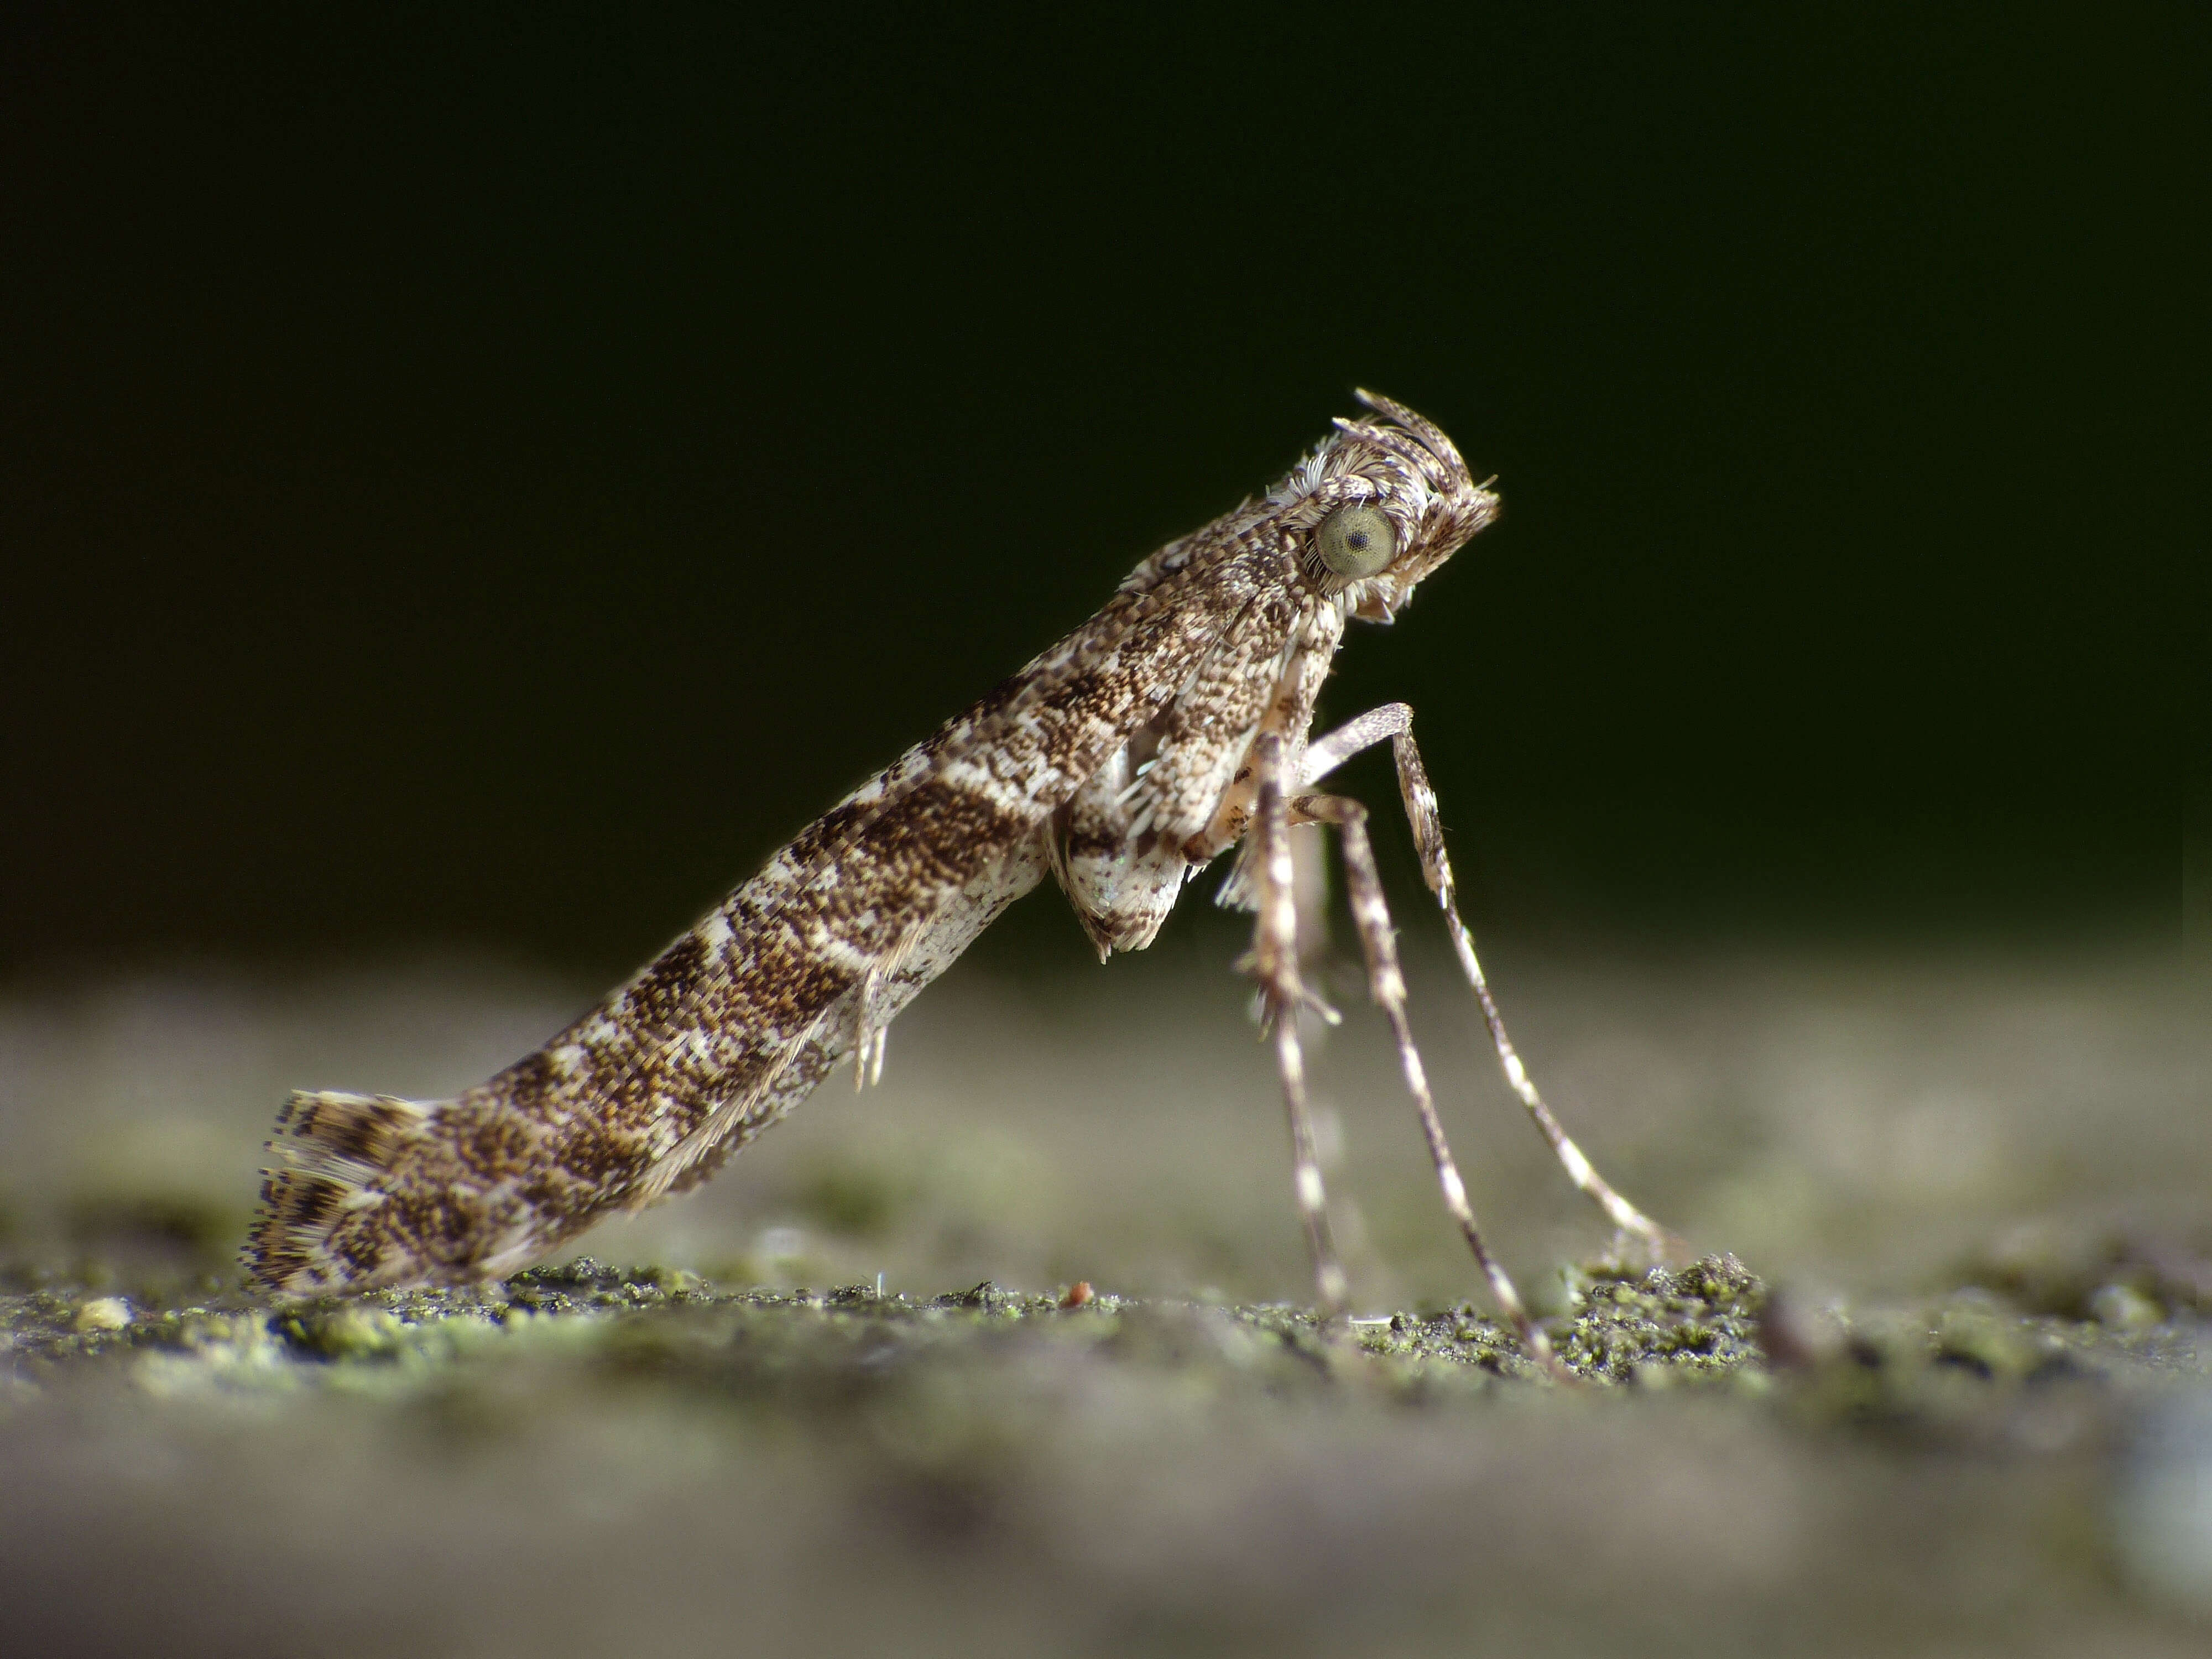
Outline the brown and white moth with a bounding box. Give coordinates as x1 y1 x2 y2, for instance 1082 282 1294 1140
246 392 1670 1368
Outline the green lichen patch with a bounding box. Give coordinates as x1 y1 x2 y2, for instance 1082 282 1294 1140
1772 1284 2203 1454
1334 1255 1771 1392
3 1249 2200 1437
1558 1253 1770 1384
1960 1222 2212 1325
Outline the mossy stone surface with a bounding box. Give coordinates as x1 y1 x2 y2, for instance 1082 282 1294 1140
5 1246 2208 1659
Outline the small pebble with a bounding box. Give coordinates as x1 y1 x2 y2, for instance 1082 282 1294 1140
74 1297 133 1333
2090 1283 2163 1331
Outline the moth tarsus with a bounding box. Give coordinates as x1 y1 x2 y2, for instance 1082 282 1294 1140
246 391 1671 1370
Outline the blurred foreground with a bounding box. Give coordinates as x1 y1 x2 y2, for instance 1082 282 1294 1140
1 938 2207 1656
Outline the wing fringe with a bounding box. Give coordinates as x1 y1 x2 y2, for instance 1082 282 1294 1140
243 1089 435 1293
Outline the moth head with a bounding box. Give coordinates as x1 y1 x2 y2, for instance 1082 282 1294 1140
1281 390 1500 623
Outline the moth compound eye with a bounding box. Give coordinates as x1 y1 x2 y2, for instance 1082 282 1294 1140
1312 504 1397 579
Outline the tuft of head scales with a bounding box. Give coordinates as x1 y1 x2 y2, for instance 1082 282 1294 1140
1283 389 1499 622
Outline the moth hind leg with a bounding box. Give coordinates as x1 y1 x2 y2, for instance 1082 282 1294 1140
1297 702 1678 1262
1384 722 1682 1262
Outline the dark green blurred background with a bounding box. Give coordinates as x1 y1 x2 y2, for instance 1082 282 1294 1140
2 7 2186 982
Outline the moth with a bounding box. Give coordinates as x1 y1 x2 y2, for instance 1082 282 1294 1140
246 393 1669 1368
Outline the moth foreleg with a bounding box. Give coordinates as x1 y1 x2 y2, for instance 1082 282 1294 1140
1292 791 1563 1378
1242 731 1350 1316
1364 708 1679 1259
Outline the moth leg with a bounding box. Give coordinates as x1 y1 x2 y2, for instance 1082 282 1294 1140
1293 791 1564 1378
1295 702 1418 791
1300 703 1677 1260
1241 731 1350 1316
